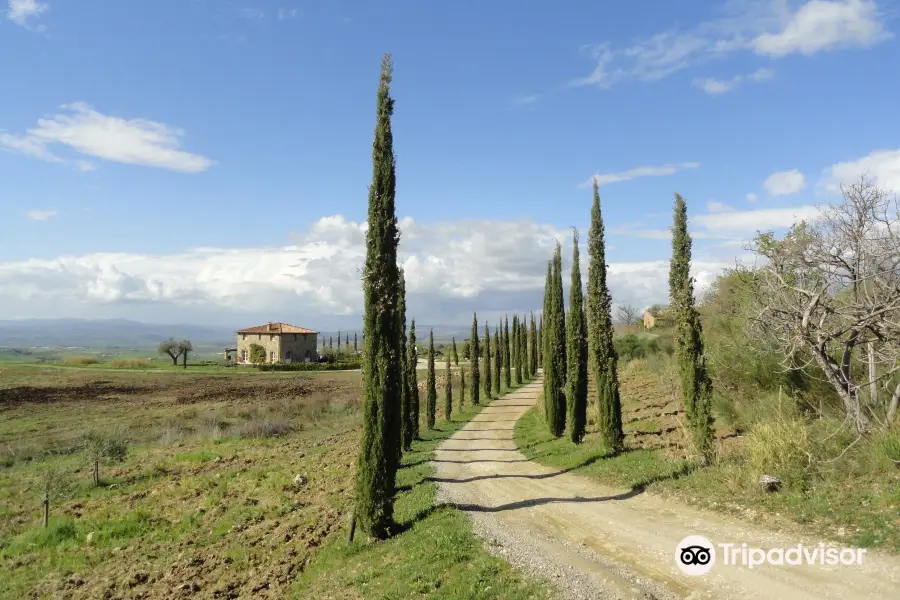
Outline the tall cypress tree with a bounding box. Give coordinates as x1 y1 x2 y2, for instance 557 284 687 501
586 179 623 454
530 313 538 377
354 332 358 353
452 337 459 366
483 322 492 399
492 327 501 395
670 193 714 464
537 314 543 367
426 329 437 429
566 230 588 443
513 316 522 384
503 315 511 389
544 243 567 436
354 54 403 539
444 352 453 421
403 320 417 450
522 316 530 379
408 320 419 442
470 313 480 405
329 336 333 349
398 270 409 455
460 366 466 409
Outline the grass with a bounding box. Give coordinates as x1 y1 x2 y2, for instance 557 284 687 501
515 359 900 553
296 382 551 600
1 361 550 599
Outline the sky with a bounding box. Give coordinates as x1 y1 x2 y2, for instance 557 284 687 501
1 0 899 329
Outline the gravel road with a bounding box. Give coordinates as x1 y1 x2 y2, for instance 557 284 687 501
434 378 900 600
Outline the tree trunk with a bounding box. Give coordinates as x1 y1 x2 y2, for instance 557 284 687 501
867 342 877 407
93 459 100 486
888 382 900 425
810 344 870 432
183 351 189 369
169 352 178 366
42 484 50 528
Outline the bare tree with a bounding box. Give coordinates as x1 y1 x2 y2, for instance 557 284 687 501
178 339 193 369
158 338 181 366
617 303 640 325
749 176 900 432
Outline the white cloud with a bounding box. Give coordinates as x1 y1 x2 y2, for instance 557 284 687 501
753 0 890 57
693 206 820 231
277 8 298 20
706 201 735 212
746 192 758 202
0 102 213 173
580 162 699 188
764 169 806 196
24 208 57 221
693 67 774 94
74 160 95 172
6 0 47 27
573 1 889 90
821 148 900 193
0 215 745 325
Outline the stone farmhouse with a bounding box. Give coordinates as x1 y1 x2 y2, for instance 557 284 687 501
234 322 319 364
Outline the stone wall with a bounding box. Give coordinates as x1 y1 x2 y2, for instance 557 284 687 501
236 332 318 363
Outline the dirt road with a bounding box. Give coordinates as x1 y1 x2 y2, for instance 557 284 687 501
434 379 900 600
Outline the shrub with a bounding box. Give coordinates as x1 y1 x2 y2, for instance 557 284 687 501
257 361 361 372
614 334 661 363
63 356 99 365
249 343 267 364
109 359 155 369
745 417 812 489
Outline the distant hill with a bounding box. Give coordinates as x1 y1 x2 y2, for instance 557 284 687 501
0 319 233 350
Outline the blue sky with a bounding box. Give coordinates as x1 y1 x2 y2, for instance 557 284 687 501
1 0 899 327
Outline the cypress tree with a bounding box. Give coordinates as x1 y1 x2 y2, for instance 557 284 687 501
513 316 521 384
503 315 511 389
354 332 358 353
354 53 403 539
544 243 567 436
537 314 543 367
398 270 409 455
444 352 453 421
452 337 459 366
530 313 538 377
426 329 437 429
483 322 492 400
586 179 624 454
492 327 501 395
408 320 420 442
566 230 588 443
470 313 480 405
460 367 466 409
329 336 333 349
541 262 554 429
670 193 714 464
522 316 530 379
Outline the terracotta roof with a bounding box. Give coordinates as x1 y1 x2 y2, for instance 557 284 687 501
236 322 318 335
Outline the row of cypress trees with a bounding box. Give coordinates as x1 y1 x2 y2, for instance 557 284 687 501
540 179 714 465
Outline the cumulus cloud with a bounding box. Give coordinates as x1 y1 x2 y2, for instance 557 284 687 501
0 215 743 326
6 0 47 28
693 206 820 231
0 102 213 173
746 192 758 202
764 169 806 196
753 0 890 57
579 162 699 188
821 148 900 193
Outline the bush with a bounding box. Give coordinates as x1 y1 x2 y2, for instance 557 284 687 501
614 334 661 363
249 343 267 364
745 417 812 489
109 359 155 369
257 361 361 372
63 356 99 365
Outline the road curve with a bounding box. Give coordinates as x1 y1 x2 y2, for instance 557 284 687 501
434 378 900 600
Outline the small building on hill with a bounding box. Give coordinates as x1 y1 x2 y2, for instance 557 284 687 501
236 322 318 364
642 305 670 329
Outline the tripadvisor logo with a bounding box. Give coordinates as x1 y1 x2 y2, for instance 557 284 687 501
675 535 867 575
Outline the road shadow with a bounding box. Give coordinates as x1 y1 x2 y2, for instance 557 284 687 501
425 451 609 484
